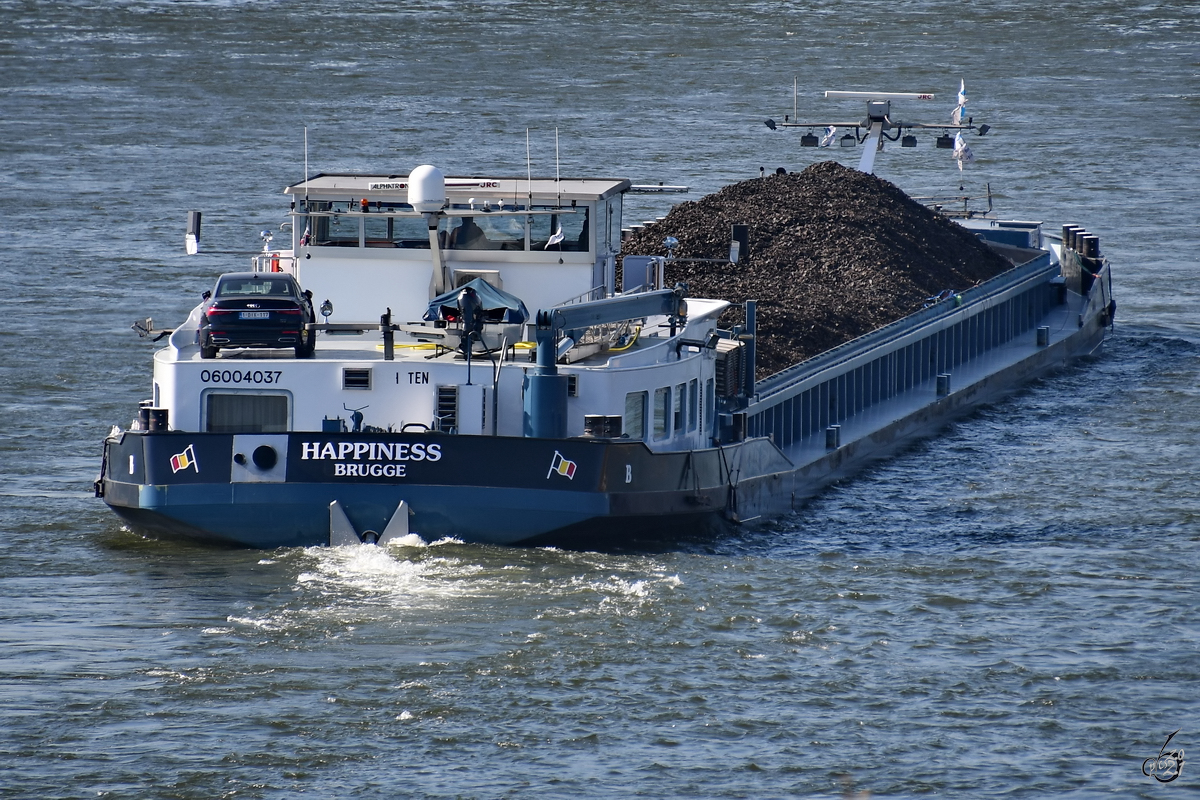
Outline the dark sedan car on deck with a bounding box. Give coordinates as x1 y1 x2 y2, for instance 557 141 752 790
199 272 316 359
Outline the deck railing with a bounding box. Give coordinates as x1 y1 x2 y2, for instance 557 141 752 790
741 251 1063 450
251 251 298 276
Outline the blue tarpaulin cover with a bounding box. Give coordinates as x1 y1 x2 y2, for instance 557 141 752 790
423 277 529 325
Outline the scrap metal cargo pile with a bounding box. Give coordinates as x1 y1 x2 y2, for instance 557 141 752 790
621 161 1014 378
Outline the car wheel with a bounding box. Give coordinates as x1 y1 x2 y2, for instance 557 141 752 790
200 330 218 359
295 327 314 359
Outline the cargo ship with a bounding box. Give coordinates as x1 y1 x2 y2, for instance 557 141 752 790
96 100 1114 548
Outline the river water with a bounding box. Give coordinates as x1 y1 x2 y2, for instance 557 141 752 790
2 1 1198 797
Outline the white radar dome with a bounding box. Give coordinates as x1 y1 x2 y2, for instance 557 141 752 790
408 165 446 213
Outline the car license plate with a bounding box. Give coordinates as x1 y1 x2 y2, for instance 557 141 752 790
240 311 270 319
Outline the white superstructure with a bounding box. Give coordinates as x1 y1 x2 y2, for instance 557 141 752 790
155 169 730 453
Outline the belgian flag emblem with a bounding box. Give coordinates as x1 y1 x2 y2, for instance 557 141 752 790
547 450 577 480
170 444 199 474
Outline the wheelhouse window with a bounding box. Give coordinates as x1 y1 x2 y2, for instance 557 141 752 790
389 215 431 248
311 211 360 247
309 205 436 248
445 214 525 251
360 213 435 249
303 202 589 252
363 215 391 246
624 391 647 441
205 392 290 433
529 206 589 252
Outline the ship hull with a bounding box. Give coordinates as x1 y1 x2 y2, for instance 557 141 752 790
98 431 791 548
98 292 1107 550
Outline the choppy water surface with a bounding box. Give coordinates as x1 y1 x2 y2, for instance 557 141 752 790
2 1 1198 797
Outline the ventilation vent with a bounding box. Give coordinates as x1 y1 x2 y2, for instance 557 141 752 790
436 385 458 433
567 374 578 397
453 269 503 290
343 368 372 390
714 339 744 399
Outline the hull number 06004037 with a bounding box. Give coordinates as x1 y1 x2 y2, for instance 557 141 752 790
200 369 283 384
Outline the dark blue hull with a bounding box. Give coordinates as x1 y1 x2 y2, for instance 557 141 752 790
98 431 791 547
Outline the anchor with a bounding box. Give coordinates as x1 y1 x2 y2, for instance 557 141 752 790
329 499 411 546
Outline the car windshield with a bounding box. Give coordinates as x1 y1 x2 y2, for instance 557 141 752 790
216 278 297 299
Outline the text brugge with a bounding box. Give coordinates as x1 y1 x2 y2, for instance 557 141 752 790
301 441 442 478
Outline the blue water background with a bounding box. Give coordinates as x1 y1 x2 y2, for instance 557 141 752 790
1 1 1198 796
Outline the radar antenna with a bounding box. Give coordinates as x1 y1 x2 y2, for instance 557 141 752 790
763 82 990 176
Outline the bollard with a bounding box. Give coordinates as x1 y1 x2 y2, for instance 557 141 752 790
1062 224 1082 251
146 408 170 431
